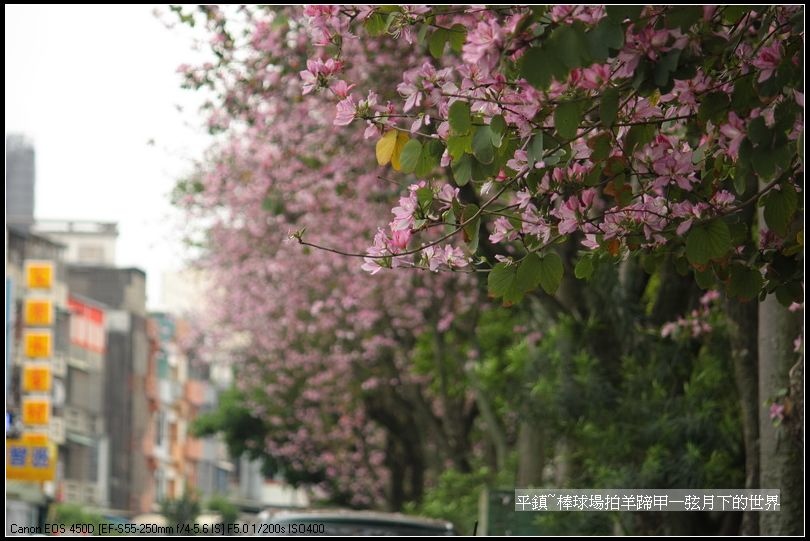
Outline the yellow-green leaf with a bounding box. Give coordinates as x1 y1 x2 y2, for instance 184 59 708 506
376 130 410 169
376 130 398 166
390 130 410 171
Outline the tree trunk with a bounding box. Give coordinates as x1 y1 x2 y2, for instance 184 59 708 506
758 295 803 535
724 298 760 535
516 421 545 486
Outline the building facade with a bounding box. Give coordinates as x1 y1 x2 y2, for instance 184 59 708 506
33 220 118 266
6 134 36 230
65 266 150 513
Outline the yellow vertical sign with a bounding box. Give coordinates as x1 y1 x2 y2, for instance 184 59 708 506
24 260 54 289
23 365 52 392
23 330 53 358
24 298 54 326
6 440 57 481
22 398 51 425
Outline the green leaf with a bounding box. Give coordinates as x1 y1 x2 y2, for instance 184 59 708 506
623 124 655 156
727 264 763 301
555 101 584 140
763 185 798 236
472 125 496 164
399 139 422 173
731 75 757 113
364 13 388 37
722 5 752 24
461 203 481 252
516 253 543 292
751 144 792 181
599 87 620 128
490 115 507 147
698 92 730 124
574 254 595 280
774 280 803 306
488 263 518 301
747 117 771 147
685 219 732 265
448 24 467 53
522 46 567 90
587 132 612 162
416 187 433 208
451 154 472 185
537 252 564 295
694 266 716 290
428 28 448 59
449 100 471 135
415 139 442 177
471 156 498 180
606 6 643 23
665 6 702 31
488 259 537 304
586 18 624 61
653 48 682 87
554 25 591 69
527 132 544 168
447 134 472 161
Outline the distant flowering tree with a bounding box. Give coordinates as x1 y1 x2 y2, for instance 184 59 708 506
172 5 485 508
175 5 803 530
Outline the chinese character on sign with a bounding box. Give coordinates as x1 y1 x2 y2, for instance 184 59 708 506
10 446 27 466
22 399 50 425
32 447 49 468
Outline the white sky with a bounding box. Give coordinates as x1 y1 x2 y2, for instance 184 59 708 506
5 5 210 310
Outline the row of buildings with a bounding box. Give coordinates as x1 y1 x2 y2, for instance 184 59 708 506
6 135 302 534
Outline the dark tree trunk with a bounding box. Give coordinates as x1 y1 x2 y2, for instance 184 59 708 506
724 298 760 535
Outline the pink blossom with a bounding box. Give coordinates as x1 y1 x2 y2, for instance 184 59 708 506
489 216 518 243
719 112 746 160
333 95 357 126
752 40 781 82
389 229 411 252
462 20 504 68
676 219 693 236
521 207 552 243
700 290 720 306
443 245 469 269
554 196 582 235
331 80 355 99
769 402 785 421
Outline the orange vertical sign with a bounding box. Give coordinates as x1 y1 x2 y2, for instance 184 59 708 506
25 260 54 290
23 365 52 392
24 330 53 358
24 298 54 326
22 398 51 425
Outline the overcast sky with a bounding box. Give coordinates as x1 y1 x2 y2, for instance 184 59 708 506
6 5 210 310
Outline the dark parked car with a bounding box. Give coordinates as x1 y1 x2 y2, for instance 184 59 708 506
260 509 456 536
